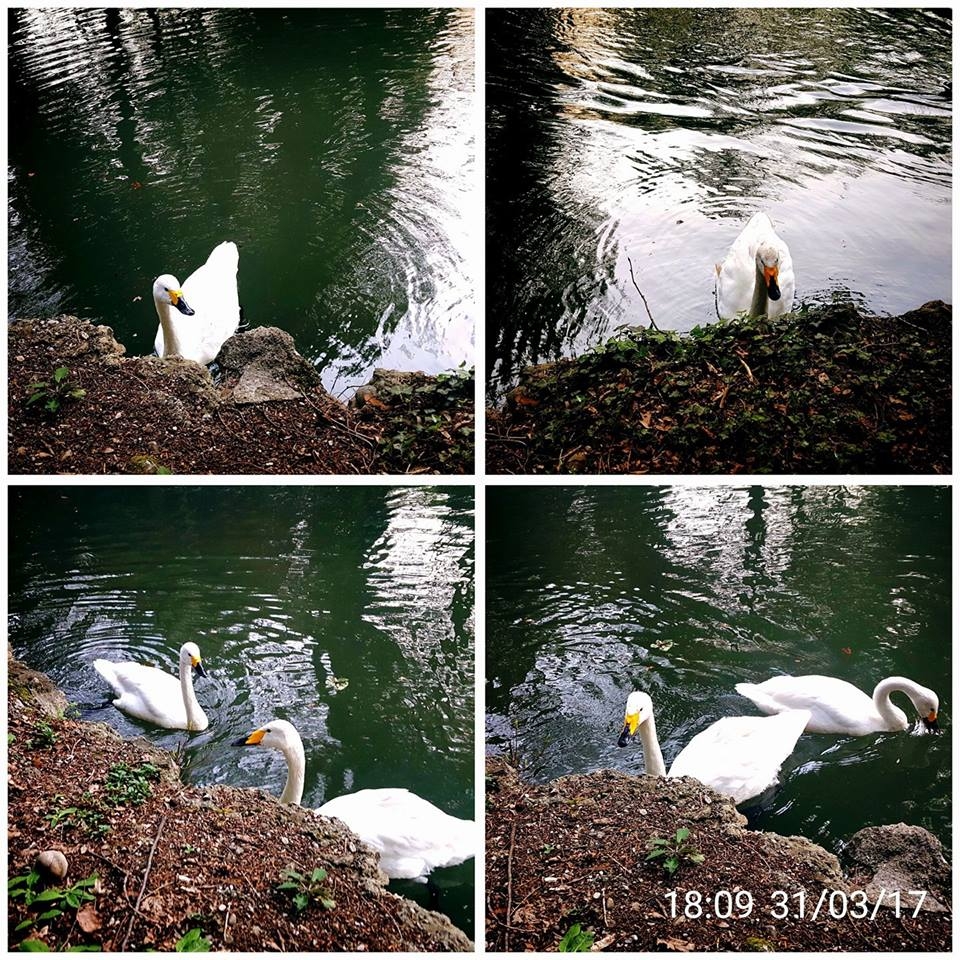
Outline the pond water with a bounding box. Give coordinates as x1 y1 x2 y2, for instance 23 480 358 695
487 8 951 395
8 7 475 396
9 486 475 934
486 486 951 857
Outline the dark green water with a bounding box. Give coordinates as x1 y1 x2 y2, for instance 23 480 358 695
487 486 950 857
9 486 475 934
487 8 952 395
8 8 475 394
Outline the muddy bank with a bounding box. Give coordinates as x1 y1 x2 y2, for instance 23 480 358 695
487 301 951 474
485 759 950 952
7 654 473 952
8 316 473 474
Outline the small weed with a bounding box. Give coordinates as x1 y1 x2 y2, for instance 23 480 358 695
27 366 86 415
276 867 336 914
9 870 98 942
540 843 556 855
103 762 161 807
46 798 110 839
646 826 705 876
175 928 211 952
27 721 58 750
558 923 594 952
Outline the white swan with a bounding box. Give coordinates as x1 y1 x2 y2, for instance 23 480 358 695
93 641 209 731
715 212 795 320
153 241 240 365
233 718 474 882
617 691 809 804
735 675 939 736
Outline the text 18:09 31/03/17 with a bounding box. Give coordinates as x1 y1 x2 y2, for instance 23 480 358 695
665 888 928 921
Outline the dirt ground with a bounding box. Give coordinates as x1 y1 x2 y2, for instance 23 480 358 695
485 759 950 952
7 657 472 952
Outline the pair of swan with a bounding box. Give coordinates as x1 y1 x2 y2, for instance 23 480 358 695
92 644 474 882
619 674 939 804
233 718 474 883
715 212 795 320
153 241 240 365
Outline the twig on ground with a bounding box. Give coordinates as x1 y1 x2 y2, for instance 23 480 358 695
122 813 167 951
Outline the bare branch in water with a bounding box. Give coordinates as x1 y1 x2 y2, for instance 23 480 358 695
627 256 660 331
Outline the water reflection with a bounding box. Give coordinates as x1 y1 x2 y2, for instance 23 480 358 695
9 8 475 394
487 8 951 394
486 486 950 853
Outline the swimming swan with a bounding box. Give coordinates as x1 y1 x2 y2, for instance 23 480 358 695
233 718 474 882
153 241 240 365
734 675 940 736
617 691 809 804
715 212 795 320
93 641 209 731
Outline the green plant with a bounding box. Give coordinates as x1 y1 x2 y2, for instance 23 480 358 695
646 827 705 876
276 867 335 913
9 870 98 940
103 762 161 806
27 721 58 749
26 366 86 414
175 928 211 952
45 798 110 839
558 924 594 952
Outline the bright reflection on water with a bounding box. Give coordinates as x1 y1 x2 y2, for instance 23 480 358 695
9 486 475 933
486 486 950 855
8 8 475 395
487 8 951 394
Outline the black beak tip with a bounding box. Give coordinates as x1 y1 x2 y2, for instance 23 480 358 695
175 299 196 316
617 730 631 748
767 281 781 301
923 717 940 733
231 735 249 747
194 662 208 679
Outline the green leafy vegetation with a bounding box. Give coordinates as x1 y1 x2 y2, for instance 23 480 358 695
103 761 161 806
9 870 98 945
46 795 110 838
26 366 86 414
175 928 211 952
558 923 595 952
27 721 58 750
276 867 336 914
646 827 705 876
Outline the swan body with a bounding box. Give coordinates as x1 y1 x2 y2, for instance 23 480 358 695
153 241 240 364
715 213 795 319
617 691 809 804
93 641 209 731
735 675 939 736
234 718 474 882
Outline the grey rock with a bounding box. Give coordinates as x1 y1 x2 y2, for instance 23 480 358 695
216 327 323 404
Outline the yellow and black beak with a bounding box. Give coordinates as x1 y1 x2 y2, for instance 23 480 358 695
923 710 940 733
763 264 781 302
169 288 195 317
232 727 266 747
191 655 208 679
618 711 639 748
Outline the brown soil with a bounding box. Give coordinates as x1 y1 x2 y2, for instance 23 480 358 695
485 759 950 952
8 316 473 475
7 656 472 952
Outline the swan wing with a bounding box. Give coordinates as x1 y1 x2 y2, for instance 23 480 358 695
669 710 809 804
93 659 191 728
182 241 240 363
317 788 474 881
736 675 879 734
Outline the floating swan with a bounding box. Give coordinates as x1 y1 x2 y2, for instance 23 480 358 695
617 691 809 804
93 641 209 731
233 718 474 882
153 241 240 365
715 212 795 320
735 675 939 736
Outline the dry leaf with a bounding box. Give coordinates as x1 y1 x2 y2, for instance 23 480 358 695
77 903 101 933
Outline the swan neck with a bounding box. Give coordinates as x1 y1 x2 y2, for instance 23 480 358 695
178 658 203 731
156 300 185 357
638 711 667 777
873 677 912 729
750 259 768 317
280 741 306 806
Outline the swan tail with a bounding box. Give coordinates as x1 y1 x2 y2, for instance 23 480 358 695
734 682 783 716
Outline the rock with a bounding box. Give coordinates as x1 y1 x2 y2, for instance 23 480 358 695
216 327 323 403
9 315 126 367
37 849 68 881
350 368 428 409
761 834 846 889
843 823 950 912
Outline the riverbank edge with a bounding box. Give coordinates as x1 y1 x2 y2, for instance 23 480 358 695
484 757 950 952
486 300 951 474
8 315 474 474
7 653 474 951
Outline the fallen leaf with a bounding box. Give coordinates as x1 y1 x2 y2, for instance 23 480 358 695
77 904 101 933
841 647 852 656
657 937 696 951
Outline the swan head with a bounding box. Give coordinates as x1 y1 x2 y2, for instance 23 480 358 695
232 717 302 754
153 274 195 316
916 688 940 732
617 690 654 747
755 245 782 301
178 641 208 678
